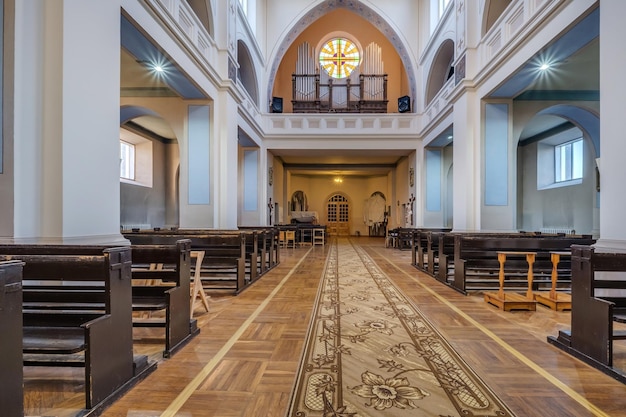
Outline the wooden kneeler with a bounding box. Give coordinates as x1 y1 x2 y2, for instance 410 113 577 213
190 250 210 317
484 251 537 311
534 251 571 311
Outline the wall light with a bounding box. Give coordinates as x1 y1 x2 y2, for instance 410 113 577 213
334 177 343 184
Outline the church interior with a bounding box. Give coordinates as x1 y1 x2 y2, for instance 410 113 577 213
2 0 626 416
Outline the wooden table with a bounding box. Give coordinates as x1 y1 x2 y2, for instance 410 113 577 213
534 251 571 310
484 251 537 311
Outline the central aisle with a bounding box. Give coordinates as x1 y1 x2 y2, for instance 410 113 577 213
96 237 626 417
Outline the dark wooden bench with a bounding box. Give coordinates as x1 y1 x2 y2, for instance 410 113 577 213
0 247 155 411
129 239 200 357
419 231 534 285
410 228 451 274
125 229 268 281
124 232 250 294
396 227 415 250
548 245 626 384
0 241 199 358
451 234 596 294
232 227 280 276
0 260 24 417
435 232 531 286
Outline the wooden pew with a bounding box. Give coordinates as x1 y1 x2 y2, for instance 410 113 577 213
421 231 530 285
0 260 24 417
396 227 415 250
548 245 626 384
409 228 452 275
451 234 596 295
0 247 156 411
126 228 274 279
124 232 250 294
239 227 274 274
0 241 199 358
129 240 200 357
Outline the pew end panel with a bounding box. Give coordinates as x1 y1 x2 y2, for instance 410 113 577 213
1 247 156 411
130 239 199 358
0 260 25 417
548 245 626 385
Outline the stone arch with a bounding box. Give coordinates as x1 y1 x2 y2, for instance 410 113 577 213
237 39 259 106
534 105 600 158
266 0 417 111
425 39 455 106
186 0 214 38
119 105 180 230
482 0 512 35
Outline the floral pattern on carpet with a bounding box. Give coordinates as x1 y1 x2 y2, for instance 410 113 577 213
286 238 516 417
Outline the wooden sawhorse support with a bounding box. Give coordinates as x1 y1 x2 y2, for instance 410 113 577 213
484 251 537 311
190 250 210 317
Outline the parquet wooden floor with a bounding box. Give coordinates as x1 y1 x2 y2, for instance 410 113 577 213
25 237 626 417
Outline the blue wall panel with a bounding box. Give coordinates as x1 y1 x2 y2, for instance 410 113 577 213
426 149 441 211
188 105 210 204
485 103 509 206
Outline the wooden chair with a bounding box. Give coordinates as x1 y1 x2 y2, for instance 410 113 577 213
285 230 296 248
313 228 325 246
279 230 286 247
190 250 210 317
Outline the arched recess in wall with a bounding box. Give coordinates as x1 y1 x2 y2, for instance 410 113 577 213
482 0 512 35
266 1 417 113
365 191 387 237
516 105 599 235
186 0 214 38
119 105 180 230
290 190 308 212
425 39 455 106
237 40 259 106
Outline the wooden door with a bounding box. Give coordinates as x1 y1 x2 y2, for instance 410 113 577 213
327 194 350 236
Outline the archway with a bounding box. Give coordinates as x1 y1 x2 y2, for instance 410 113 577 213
237 40 259 105
365 191 387 236
482 0 512 35
517 105 599 235
266 1 417 112
119 105 180 230
425 39 455 106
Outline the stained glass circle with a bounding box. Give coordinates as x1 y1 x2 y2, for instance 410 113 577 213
319 38 360 79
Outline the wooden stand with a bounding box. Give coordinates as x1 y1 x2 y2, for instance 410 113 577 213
484 251 537 311
534 251 571 311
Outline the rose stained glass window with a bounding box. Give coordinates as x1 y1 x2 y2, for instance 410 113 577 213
319 38 360 79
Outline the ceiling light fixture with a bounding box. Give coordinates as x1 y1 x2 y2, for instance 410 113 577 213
539 63 551 71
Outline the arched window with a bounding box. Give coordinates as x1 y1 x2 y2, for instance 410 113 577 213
319 38 360 79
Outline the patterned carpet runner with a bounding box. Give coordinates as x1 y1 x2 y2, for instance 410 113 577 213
287 238 516 416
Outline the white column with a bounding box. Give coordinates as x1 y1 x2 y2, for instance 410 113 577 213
595 2 626 250
10 1 124 244
451 91 480 231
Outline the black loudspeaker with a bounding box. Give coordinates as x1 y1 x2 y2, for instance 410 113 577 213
271 97 283 113
398 95 410 113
